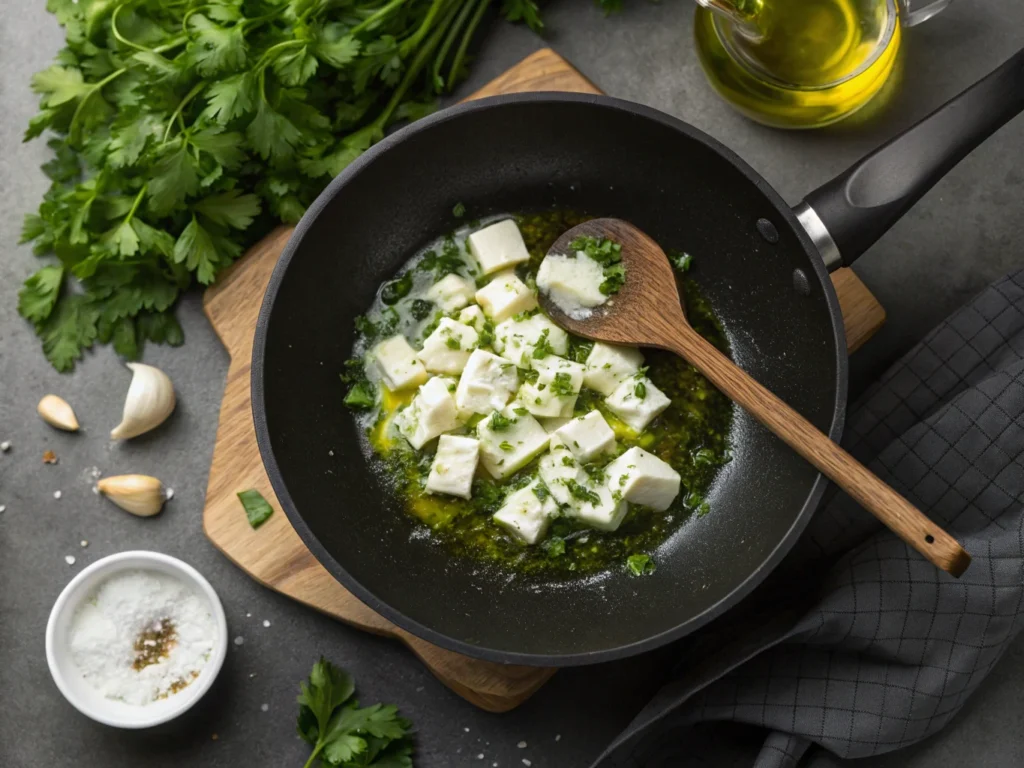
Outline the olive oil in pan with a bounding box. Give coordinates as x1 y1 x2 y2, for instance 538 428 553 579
695 0 902 128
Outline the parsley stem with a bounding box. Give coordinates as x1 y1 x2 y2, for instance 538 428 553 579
376 0 460 129
110 4 150 53
351 0 410 36
302 742 325 768
68 68 127 142
161 81 205 144
399 0 449 57
447 0 489 90
433 0 477 92
124 184 148 225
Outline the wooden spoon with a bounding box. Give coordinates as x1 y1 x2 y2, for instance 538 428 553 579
539 218 971 578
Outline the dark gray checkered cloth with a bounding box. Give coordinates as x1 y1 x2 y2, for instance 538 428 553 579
595 271 1024 768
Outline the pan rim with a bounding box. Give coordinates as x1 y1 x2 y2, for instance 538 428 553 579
252 91 849 666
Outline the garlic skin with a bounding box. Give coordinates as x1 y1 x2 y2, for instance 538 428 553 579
37 395 80 432
96 475 167 517
110 363 176 439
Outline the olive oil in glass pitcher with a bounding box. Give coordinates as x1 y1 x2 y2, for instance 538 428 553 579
694 0 953 128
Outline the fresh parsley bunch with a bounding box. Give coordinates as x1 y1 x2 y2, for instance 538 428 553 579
297 658 413 768
18 0 560 371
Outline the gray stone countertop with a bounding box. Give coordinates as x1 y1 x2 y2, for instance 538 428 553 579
1 1 1022 766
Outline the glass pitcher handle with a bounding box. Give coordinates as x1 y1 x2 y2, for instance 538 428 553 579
694 0 766 39
899 0 954 27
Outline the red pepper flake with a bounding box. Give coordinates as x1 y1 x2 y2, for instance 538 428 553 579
42 450 58 464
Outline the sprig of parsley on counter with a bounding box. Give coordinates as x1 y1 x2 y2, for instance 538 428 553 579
298 658 413 768
19 0 626 371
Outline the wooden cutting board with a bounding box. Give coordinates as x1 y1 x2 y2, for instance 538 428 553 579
201 48 886 713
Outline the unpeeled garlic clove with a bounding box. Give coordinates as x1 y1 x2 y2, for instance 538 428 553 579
96 475 167 517
37 395 80 432
110 363 176 440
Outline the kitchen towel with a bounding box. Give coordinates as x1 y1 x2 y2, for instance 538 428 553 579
595 269 1024 768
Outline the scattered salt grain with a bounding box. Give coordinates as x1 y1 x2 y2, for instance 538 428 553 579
555 734 561 742
262 620 270 628
464 727 471 732
81 540 88 548
517 742 527 749
0 505 6 513
416 686 424 692
328 450 334 456
0 441 10 452
260 703 269 712
92 485 99 495
246 612 251 618
477 754 484 760
65 555 76 565
522 761 531 767
54 490 62 499
165 487 174 500
234 636 244 646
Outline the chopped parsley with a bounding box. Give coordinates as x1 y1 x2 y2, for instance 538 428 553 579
381 273 413 305
478 319 496 348
561 455 577 467
354 315 380 340
532 483 550 502
566 479 600 505
452 202 467 218
443 333 461 350
489 411 515 431
669 249 694 272
569 338 594 364
531 329 555 359
626 554 656 576
634 381 647 400
237 489 273 529
570 235 626 296
343 381 377 410
409 298 434 321
418 236 465 279
542 536 566 558
549 371 576 396
499 441 514 452
520 367 540 384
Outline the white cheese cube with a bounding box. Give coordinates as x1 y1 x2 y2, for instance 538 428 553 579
516 356 585 418
395 377 461 449
454 349 518 414
604 447 681 511
476 405 550 480
494 314 568 367
475 270 537 323
426 435 480 499
467 219 531 276
372 335 428 392
536 252 607 312
569 482 629 532
538 416 572 434
554 411 616 463
492 481 558 544
457 305 486 333
605 376 671 432
426 274 476 313
539 438 585 507
417 318 479 374
584 342 645 396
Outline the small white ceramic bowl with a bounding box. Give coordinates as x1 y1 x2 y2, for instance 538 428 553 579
45 550 228 728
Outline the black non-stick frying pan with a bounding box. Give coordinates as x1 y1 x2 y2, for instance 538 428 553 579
254 50 1024 665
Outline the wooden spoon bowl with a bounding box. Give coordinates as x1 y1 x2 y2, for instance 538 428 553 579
540 218 971 578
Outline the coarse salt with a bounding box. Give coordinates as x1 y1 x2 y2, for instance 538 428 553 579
234 636 244 646
53 490 62 499
517 742 527 749
68 569 217 706
0 505 6 513
262 620 270 628
0 441 10 452
260 703 269 712
65 555 76 565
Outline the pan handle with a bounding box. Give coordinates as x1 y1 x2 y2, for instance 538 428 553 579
799 48 1024 270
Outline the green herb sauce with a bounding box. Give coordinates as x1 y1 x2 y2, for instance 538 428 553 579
350 210 734 578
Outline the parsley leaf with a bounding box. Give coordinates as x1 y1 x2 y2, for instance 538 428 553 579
488 411 515 432
549 371 576 396
237 488 273 528
531 329 555 360
18 265 64 325
627 553 656 576
669 249 694 272
298 658 413 768
344 381 377 410
566 479 600 505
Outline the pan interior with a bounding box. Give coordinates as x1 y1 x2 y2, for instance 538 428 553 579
257 97 843 663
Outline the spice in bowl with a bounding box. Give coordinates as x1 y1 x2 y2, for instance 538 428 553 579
68 569 216 706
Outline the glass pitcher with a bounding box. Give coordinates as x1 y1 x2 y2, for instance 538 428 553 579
693 0 954 128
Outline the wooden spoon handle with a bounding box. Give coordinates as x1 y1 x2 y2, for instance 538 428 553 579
666 325 971 577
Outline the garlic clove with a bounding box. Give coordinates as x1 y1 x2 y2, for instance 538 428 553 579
96 475 168 517
37 395 80 432
110 363 176 440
